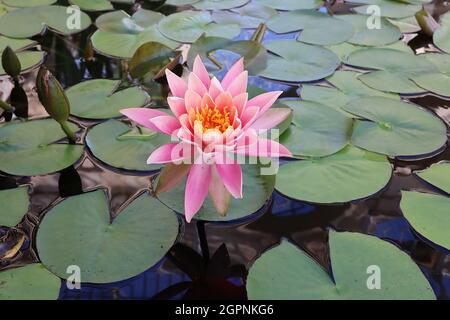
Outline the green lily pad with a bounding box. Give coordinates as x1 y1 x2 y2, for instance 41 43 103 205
0 5 91 38
327 40 411 61
267 9 354 46
66 79 148 119
158 165 275 222
2 0 56 7
279 100 353 157
301 70 399 115
85 119 170 171
258 40 340 82
165 0 198 5
410 72 450 97
0 186 28 227
422 52 450 74
157 11 241 44
253 0 322 10
0 36 44 76
343 97 447 157
212 3 277 29
69 0 134 12
336 14 401 46
0 264 61 300
401 191 450 250
192 0 249 10
275 145 392 203
433 11 450 53
351 0 421 19
0 119 83 176
416 162 450 194
388 16 421 33
247 232 435 299
37 190 179 283
91 10 179 59
345 47 439 94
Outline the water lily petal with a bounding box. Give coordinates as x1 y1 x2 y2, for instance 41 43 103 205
156 163 192 194
185 89 202 112
232 92 248 116
234 138 292 158
185 164 212 222
120 108 168 132
209 77 224 100
241 106 260 128
147 142 183 164
209 166 231 216
222 57 244 90
149 115 181 136
226 71 248 97
247 91 283 114
167 97 187 117
215 91 233 111
165 69 187 98
216 161 243 199
193 55 211 88
250 108 292 131
188 72 208 97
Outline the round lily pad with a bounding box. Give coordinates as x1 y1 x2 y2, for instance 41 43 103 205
258 40 340 82
212 3 277 29
0 5 92 38
2 0 56 7
275 145 392 203
357 70 426 94
254 0 322 10
157 11 241 44
279 100 353 157
416 162 450 194
66 79 148 119
0 264 61 300
301 70 399 115
351 0 421 19
327 40 411 61
410 72 450 97
69 0 134 12
192 0 249 10
0 119 84 176
388 16 421 33
85 119 170 171
0 186 28 227
343 97 447 157
157 165 275 222
247 232 435 299
0 37 44 76
37 190 179 283
267 9 355 46
336 14 401 46
433 11 450 53
401 191 450 250
91 10 179 59
423 53 450 74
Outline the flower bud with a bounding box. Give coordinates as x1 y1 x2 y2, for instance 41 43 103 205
1 46 21 79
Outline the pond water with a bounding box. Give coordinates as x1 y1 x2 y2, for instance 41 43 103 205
0 0 449 300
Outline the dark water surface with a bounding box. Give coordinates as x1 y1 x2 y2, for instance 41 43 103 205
0 0 450 300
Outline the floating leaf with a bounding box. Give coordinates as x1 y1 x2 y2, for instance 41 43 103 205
416 162 450 194
69 0 134 12
0 264 61 300
275 145 392 203
279 100 353 157
129 42 177 79
410 72 450 97
158 165 275 222
0 119 83 176
67 80 148 119
301 70 399 115
212 3 277 29
158 11 240 44
254 0 322 10
358 70 426 94
401 191 450 250
336 14 401 46
350 0 421 19
247 232 435 299
433 11 450 53
2 0 56 7
0 186 28 227
85 119 169 171
0 37 44 76
267 9 354 46
192 0 249 10
388 16 421 33
327 40 411 61
91 9 178 59
343 97 447 157
37 190 179 283
258 40 340 82
0 5 91 38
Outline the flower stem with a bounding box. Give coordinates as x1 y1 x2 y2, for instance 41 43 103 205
60 121 76 144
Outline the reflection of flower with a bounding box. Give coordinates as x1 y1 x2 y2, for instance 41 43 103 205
121 56 292 222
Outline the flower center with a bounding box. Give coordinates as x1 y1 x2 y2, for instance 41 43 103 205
195 104 231 133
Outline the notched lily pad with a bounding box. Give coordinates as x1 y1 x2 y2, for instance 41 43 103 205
247 232 435 299
37 190 179 283
157 165 275 222
275 145 392 203
85 119 170 171
0 186 29 227
254 0 322 10
0 5 91 38
69 0 135 12
2 0 56 7
350 0 421 19
433 11 450 53
0 119 84 176
0 36 45 76
212 3 277 29
0 264 61 300
416 162 450 194
66 79 148 119
343 97 447 158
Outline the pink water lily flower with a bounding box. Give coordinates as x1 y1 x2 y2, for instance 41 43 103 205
121 56 292 222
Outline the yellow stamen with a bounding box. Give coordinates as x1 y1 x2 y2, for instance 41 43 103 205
195 104 231 133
